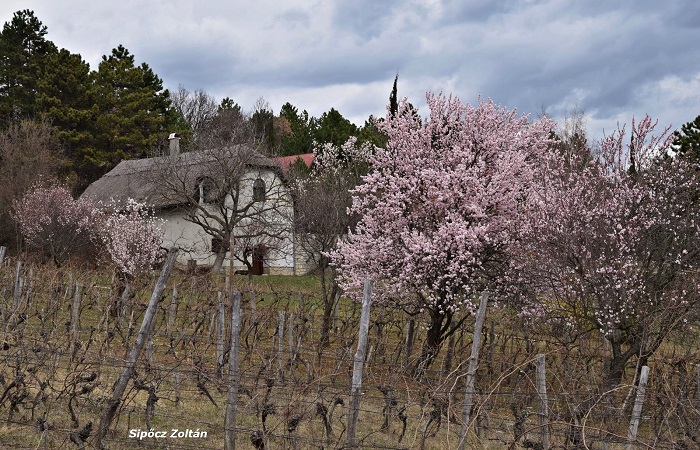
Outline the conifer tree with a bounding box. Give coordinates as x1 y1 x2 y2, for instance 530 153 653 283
84 45 172 187
673 114 700 162
0 10 57 124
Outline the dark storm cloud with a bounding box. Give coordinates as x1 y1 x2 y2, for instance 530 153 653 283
2 0 699 135
332 0 398 40
429 0 700 129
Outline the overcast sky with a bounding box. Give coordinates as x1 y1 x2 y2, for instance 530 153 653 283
3 1 699 140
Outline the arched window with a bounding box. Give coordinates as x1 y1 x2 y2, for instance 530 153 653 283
195 177 216 204
253 178 265 202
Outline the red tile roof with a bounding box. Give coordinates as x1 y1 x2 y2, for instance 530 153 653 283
275 153 315 175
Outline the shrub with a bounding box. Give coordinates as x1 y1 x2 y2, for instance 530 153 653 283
12 183 101 266
100 198 164 278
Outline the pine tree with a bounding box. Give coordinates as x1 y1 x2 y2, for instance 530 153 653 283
314 108 358 148
83 45 171 188
37 49 96 176
673 114 700 162
0 10 57 124
279 102 316 156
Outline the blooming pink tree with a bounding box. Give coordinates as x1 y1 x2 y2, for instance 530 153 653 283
334 92 555 369
99 199 164 315
511 116 700 391
12 183 101 266
100 198 164 278
13 185 163 277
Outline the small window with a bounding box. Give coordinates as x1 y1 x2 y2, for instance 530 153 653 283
253 178 265 202
211 237 229 254
195 177 216 204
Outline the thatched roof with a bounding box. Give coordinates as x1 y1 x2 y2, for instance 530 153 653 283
81 145 279 209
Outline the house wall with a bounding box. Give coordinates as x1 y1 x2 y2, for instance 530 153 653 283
159 167 299 274
159 208 216 266
292 233 318 275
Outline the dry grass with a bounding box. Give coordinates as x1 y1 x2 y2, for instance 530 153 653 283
0 261 698 449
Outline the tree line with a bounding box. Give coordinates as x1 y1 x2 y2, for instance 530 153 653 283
5 7 700 406
0 9 383 251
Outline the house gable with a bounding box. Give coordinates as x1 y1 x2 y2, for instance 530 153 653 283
82 146 304 274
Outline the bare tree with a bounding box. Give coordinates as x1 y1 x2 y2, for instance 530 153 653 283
154 142 293 274
292 173 354 346
554 104 594 170
290 137 371 347
0 118 64 249
170 85 218 143
249 96 278 152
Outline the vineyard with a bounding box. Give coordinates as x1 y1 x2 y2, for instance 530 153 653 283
0 255 699 449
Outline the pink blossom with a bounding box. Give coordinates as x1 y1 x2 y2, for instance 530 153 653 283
334 92 555 313
12 183 102 265
100 198 164 277
510 114 698 386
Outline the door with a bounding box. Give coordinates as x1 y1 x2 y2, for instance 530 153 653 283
252 245 265 275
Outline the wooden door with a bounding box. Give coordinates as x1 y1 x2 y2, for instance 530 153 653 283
252 246 265 275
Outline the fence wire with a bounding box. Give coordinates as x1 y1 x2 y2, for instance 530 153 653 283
0 262 698 449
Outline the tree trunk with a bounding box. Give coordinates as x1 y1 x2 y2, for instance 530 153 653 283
347 279 372 448
211 247 227 274
600 333 641 393
320 297 339 347
414 308 451 375
318 265 339 349
568 331 641 446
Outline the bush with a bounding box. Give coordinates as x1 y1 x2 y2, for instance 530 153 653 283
100 198 164 277
12 183 101 266
13 184 163 274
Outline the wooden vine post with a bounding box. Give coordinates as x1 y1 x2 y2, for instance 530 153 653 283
626 365 650 450
347 278 372 449
458 292 489 450
224 290 242 450
94 248 178 449
535 353 549 449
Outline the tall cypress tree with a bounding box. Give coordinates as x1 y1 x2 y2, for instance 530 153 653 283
389 73 398 118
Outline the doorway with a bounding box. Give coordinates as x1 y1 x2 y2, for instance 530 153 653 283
252 245 266 276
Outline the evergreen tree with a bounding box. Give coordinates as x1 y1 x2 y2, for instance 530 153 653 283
0 10 57 125
357 116 387 148
219 97 241 113
314 107 358 147
85 45 171 187
673 114 700 163
389 74 398 118
36 49 96 177
279 102 316 156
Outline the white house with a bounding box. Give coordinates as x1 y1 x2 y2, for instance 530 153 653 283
82 138 314 275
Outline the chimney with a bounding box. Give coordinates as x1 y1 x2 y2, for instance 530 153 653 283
168 133 180 156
